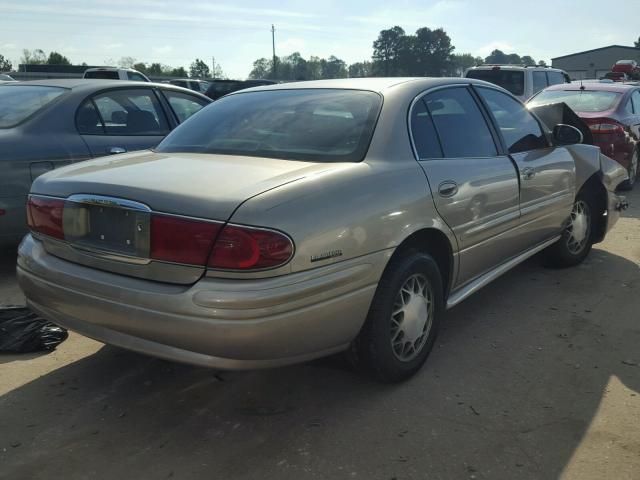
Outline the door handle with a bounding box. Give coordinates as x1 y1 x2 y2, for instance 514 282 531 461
522 167 536 180
109 146 127 155
438 181 458 197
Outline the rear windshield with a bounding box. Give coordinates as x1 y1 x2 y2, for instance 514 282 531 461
466 69 525 96
157 89 382 162
85 70 119 79
0 85 66 128
528 90 621 112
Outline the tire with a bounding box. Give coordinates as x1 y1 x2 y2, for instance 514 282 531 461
546 193 594 267
618 149 638 191
350 250 444 382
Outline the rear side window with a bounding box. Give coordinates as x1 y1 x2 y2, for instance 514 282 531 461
86 89 170 135
477 87 548 154
163 90 209 122
423 87 497 158
76 101 104 134
410 99 442 159
532 71 548 95
546 71 565 86
84 70 119 80
465 69 525 96
0 85 66 128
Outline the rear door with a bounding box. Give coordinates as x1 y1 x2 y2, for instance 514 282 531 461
410 85 521 286
76 88 171 156
475 86 575 245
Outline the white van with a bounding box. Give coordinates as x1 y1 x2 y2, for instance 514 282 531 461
464 65 571 102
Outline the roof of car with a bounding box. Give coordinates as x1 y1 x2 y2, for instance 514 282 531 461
544 82 640 93
467 65 564 71
233 77 496 95
1 78 211 97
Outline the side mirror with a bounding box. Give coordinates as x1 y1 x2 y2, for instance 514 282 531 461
553 124 583 145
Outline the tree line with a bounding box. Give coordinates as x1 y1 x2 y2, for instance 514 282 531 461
249 26 545 80
0 49 225 79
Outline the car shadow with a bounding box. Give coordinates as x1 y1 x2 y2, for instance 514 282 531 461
1 246 639 479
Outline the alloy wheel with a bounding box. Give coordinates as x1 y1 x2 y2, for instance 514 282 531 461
390 273 434 362
565 200 590 254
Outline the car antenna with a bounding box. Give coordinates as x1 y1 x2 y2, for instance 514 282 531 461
579 78 585 91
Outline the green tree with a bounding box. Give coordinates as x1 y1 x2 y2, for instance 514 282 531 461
189 58 210 78
170 67 188 77
322 55 348 78
450 53 481 76
484 49 509 64
348 61 373 78
249 58 273 79
634 36 640 48
410 27 454 76
47 51 71 65
372 26 407 76
132 62 148 74
118 56 137 68
0 54 12 71
20 49 47 64
538 60 547 67
521 55 536 66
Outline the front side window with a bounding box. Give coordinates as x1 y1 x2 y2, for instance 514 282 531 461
478 87 548 154
422 87 497 158
532 71 548 95
163 90 209 122
0 85 66 128
466 69 525 96
87 89 169 135
157 89 382 163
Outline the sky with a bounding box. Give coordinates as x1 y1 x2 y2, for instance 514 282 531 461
1 0 639 79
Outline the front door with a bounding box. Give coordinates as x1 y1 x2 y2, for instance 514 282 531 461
475 86 575 245
411 86 521 287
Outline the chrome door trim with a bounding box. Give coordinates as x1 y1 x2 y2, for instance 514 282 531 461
446 235 560 309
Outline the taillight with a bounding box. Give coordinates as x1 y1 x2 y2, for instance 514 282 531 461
150 214 221 265
208 224 294 270
584 118 625 135
26 196 65 240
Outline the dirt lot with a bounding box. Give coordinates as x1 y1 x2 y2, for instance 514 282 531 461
1 189 639 480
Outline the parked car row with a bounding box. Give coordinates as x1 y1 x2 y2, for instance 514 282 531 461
12 77 629 382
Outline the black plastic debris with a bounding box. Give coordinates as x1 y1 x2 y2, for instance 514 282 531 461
0 306 68 353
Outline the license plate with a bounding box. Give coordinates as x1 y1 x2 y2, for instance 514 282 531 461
63 200 150 258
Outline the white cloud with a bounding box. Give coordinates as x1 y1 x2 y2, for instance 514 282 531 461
277 38 306 55
152 45 174 55
476 41 517 57
104 43 123 50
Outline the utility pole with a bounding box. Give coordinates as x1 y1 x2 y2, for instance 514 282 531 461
211 56 215 80
271 24 277 79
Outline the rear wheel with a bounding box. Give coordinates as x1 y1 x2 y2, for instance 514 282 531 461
619 149 638 191
350 251 443 382
546 193 594 267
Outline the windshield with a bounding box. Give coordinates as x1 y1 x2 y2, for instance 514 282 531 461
157 89 382 162
0 85 66 128
528 89 621 112
466 69 525 96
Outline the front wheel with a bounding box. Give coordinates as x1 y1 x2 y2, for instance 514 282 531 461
350 251 444 382
546 194 594 267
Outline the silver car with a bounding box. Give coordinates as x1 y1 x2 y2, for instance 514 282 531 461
17 78 628 382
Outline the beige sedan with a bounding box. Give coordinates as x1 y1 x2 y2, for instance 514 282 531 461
17 78 628 381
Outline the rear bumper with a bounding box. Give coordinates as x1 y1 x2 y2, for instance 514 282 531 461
18 235 386 369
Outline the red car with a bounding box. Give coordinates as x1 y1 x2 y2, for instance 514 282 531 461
528 82 639 189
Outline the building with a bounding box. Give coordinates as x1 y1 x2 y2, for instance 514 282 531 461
551 45 640 80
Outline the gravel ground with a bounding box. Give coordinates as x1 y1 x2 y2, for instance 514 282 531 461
1 188 638 480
